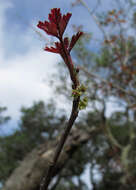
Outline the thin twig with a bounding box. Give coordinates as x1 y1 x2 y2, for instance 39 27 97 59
79 0 110 42
79 65 136 99
79 0 130 66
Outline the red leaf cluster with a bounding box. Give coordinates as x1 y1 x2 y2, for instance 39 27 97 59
37 8 71 38
37 8 83 55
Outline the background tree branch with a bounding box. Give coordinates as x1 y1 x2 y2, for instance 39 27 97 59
2 127 99 190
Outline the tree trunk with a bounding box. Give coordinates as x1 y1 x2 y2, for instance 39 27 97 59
2 127 99 190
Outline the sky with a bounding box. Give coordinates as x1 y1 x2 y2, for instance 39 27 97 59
0 0 102 129
0 0 125 132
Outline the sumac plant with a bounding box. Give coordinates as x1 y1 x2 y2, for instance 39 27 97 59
37 8 87 190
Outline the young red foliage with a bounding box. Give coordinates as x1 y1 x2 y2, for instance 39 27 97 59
37 8 83 56
37 8 71 38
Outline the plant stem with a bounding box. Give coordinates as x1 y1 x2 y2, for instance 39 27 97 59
40 96 80 190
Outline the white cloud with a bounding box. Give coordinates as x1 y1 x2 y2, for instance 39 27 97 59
0 49 61 118
0 1 61 120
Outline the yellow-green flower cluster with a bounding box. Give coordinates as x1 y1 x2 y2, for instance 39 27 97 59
72 84 88 110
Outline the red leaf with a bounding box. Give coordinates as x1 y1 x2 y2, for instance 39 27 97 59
68 32 83 52
44 46 60 54
59 13 72 36
37 21 58 37
48 8 61 24
44 42 62 54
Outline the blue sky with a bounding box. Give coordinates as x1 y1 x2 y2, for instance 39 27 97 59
0 0 121 129
2 0 115 58
0 0 99 122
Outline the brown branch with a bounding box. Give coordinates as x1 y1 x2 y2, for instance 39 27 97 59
79 65 136 99
40 97 80 190
79 0 130 66
2 126 100 190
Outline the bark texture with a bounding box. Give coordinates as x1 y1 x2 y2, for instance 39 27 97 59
2 127 99 190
